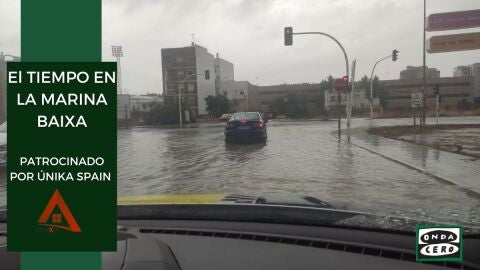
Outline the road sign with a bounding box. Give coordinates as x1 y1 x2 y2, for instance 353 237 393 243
427 32 480 53
334 78 347 92
411 93 423 108
427 9 480 31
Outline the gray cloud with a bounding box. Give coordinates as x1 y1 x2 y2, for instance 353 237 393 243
1 0 479 94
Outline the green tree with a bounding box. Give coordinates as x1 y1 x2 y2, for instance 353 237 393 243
205 95 233 117
358 75 389 109
149 103 179 125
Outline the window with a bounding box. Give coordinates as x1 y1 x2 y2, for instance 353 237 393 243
186 56 194 65
223 91 228 96
187 83 194 92
176 56 184 64
167 70 176 81
232 112 260 120
177 70 185 80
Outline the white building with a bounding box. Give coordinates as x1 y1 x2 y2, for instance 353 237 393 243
219 80 252 112
471 63 480 101
214 53 234 95
324 88 379 111
453 66 472 77
194 45 216 115
0 53 20 124
453 63 480 103
117 94 131 120
130 95 163 112
161 44 229 119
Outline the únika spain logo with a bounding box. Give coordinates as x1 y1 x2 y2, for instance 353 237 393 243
38 189 81 233
416 225 462 262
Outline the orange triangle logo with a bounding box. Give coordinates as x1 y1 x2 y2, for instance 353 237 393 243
38 189 81 232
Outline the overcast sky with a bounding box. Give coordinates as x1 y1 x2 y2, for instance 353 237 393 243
1 0 479 94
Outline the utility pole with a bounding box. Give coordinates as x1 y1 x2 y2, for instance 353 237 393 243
337 92 341 138
422 0 427 126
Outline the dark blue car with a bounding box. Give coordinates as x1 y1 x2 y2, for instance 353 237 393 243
224 112 267 143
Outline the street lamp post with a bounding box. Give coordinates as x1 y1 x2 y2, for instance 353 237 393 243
178 72 204 128
111 45 124 95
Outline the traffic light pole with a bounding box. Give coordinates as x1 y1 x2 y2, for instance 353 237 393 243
369 54 392 119
292 31 349 140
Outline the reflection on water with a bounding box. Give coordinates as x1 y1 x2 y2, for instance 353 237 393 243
0 118 479 227
117 119 480 226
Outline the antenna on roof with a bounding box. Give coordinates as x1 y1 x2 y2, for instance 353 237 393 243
191 33 195 45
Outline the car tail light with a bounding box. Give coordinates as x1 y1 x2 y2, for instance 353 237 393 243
240 120 247 125
254 121 264 128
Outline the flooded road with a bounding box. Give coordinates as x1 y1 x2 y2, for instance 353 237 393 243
1 117 479 227
117 117 480 227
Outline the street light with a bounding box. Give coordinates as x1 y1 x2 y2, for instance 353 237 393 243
178 70 210 128
283 27 349 139
369 49 398 119
112 45 123 94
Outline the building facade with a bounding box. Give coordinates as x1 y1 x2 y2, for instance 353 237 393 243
453 66 472 77
117 94 131 120
381 77 475 110
471 63 480 102
324 88 378 111
0 53 20 124
219 80 259 112
130 94 164 112
161 44 233 119
256 83 322 112
400 66 440 80
214 53 234 95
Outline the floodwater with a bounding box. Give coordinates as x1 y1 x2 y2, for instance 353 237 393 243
116 117 480 227
1 117 480 228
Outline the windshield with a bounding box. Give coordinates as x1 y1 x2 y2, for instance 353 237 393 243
1 0 480 236
231 112 261 121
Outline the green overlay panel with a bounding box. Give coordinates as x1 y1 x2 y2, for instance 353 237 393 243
13 0 108 269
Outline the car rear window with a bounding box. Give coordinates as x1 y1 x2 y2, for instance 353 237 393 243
232 112 260 121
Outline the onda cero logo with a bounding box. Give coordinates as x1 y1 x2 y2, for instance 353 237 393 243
37 189 81 233
416 226 462 262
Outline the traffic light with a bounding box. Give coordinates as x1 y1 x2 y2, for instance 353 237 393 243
433 84 440 95
392 49 398 61
204 70 210 80
284 27 293 46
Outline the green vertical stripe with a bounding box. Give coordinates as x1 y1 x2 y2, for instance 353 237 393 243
21 252 101 270
21 0 101 62
21 0 102 269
